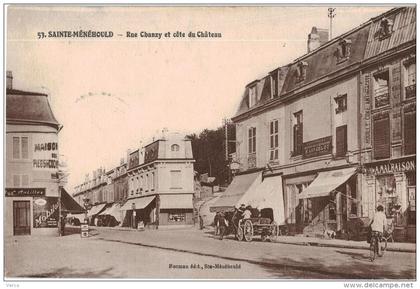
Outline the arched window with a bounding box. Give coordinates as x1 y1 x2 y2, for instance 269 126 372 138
171 144 180 152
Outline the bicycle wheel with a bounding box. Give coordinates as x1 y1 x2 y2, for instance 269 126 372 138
370 238 376 262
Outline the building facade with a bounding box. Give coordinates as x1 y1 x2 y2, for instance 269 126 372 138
5 71 63 236
231 7 415 240
124 132 195 227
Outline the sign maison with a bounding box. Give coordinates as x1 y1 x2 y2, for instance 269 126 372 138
365 156 416 176
5 188 46 197
303 136 332 159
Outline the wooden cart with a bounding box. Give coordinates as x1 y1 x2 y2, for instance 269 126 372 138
236 217 278 242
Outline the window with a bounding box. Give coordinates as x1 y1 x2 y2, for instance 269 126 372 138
404 110 416 155
13 175 20 187
292 111 303 156
404 62 416 99
378 17 393 40
171 144 180 152
149 172 154 191
140 176 144 193
248 85 257 108
145 174 149 191
168 212 186 223
170 170 182 188
373 114 390 160
13 137 20 159
334 94 347 114
269 120 279 161
248 127 256 154
270 71 279 98
13 136 29 160
295 61 308 82
335 39 352 63
335 125 348 157
21 175 29 186
373 70 390 108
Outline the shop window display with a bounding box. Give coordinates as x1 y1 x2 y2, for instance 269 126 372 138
376 174 404 226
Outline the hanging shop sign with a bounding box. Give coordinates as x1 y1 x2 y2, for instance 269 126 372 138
365 156 416 176
33 197 59 228
32 134 59 171
5 188 45 197
303 136 332 159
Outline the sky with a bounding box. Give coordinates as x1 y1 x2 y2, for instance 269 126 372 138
6 5 392 191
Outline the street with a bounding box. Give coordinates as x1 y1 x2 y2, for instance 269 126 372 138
5 226 416 279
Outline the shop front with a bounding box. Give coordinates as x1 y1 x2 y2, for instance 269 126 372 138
363 156 416 242
283 167 358 237
5 188 60 236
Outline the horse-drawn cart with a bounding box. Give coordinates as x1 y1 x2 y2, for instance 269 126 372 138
236 217 278 242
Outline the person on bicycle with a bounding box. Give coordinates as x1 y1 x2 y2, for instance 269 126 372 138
370 205 387 245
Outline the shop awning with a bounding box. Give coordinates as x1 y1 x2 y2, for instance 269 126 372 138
159 194 193 209
61 187 85 214
299 167 357 199
87 203 107 217
99 203 123 222
239 176 285 225
210 171 262 212
120 196 155 211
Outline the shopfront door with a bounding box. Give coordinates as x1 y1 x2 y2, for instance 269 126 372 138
13 200 31 235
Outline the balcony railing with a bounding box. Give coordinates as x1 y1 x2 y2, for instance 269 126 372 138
374 86 389 107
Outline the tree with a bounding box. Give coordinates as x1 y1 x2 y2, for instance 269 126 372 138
187 127 230 186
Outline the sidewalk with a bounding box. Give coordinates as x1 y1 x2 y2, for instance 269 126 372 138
84 225 416 253
274 235 416 253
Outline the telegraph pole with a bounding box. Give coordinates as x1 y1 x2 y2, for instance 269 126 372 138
328 8 336 40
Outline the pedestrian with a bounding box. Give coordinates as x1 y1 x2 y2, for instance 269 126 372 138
369 205 387 255
214 212 221 236
218 212 228 240
243 205 252 219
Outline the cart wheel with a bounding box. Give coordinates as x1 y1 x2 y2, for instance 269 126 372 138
269 222 278 242
244 220 253 242
236 226 244 241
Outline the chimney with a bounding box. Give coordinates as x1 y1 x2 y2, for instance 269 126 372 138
6 71 13 90
307 27 329 53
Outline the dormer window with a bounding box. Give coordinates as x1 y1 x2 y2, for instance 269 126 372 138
335 39 352 63
295 61 308 83
378 17 393 40
270 70 279 98
171 144 180 152
248 85 257 108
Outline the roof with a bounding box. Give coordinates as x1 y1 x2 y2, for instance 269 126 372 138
364 7 415 59
6 89 60 129
232 7 415 120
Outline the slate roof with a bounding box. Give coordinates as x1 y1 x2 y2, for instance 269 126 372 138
232 7 415 120
6 89 60 129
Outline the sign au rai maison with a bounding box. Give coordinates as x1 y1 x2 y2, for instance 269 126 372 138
365 157 416 176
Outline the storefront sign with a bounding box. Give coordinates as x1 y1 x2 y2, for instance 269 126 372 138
366 157 416 175
33 197 59 228
303 136 332 159
33 134 59 171
5 188 45 197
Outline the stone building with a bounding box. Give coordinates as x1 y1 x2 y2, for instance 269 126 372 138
5 71 62 236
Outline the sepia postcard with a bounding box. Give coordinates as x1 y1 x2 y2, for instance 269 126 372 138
3 3 417 285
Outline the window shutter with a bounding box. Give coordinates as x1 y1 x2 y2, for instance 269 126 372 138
373 115 390 159
13 137 20 159
297 124 303 154
404 111 416 155
336 125 347 157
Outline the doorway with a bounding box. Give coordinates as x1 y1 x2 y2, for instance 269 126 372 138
13 200 31 235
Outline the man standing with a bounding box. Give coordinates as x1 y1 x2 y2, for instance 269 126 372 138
218 212 228 240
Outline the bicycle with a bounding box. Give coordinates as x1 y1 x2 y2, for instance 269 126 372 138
369 231 387 262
